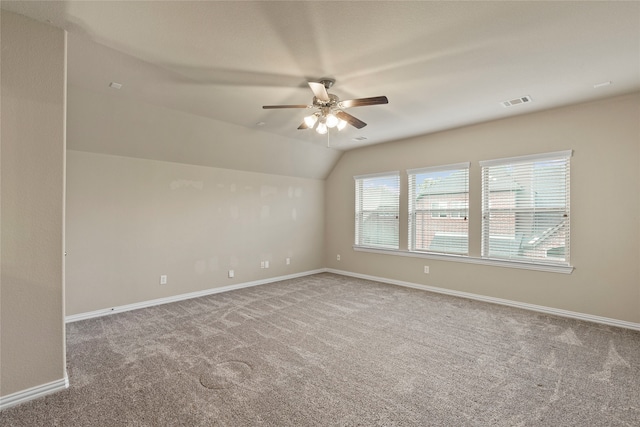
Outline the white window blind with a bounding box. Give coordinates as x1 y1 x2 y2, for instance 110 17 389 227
408 163 469 255
354 172 400 249
480 151 571 265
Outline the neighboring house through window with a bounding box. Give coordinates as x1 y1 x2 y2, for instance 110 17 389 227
408 163 470 255
480 151 571 265
354 172 400 249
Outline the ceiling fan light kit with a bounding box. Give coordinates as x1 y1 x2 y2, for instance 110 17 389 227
316 122 328 135
263 79 388 135
325 113 339 128
304 114 318 128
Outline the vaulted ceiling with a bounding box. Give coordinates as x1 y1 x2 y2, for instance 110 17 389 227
2 1 639 178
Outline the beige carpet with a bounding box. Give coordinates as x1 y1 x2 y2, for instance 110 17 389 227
2 273 639 426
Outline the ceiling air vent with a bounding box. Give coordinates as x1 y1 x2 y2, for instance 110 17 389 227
500 95 532 108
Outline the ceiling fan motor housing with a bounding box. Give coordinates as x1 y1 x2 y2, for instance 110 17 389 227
313 93 340 108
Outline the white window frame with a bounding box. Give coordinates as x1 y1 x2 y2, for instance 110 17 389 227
408 162 470 256
354 171 400 250
480 150 572 267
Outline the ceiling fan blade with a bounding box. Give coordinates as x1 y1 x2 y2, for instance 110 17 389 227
339 96 389 109
297 121 309 130
263 104 310 109
336 111 367 129
308 82 330 102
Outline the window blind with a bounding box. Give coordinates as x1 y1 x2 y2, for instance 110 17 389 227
480 151 571 265
408 163 469 255
354 172 400 249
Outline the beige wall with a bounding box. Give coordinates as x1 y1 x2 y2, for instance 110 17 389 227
65 150 324 315
325 93 640 324
1 11 67 397
67 84 342 180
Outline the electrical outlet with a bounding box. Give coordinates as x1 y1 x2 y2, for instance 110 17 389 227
424 266 429 274
286 257 291 265
228 270 234 278
337 254 341 261
265 261 269 269
260 261 265 269
160 275 167 285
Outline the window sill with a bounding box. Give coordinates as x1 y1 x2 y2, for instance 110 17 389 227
352 246 574 274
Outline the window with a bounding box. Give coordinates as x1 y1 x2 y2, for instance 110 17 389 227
354 172 400 249
480 151 571 265
408 163 469 255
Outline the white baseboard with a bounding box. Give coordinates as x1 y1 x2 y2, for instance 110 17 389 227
66 267 640 331
66 269 327 323
326 268 640 331
0 375 69 411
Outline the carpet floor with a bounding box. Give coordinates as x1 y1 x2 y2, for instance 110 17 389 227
1 273 639 426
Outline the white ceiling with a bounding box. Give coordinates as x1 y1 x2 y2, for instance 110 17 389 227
3 1 639 155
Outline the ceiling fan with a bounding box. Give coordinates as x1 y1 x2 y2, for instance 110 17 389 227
262 79 388 134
